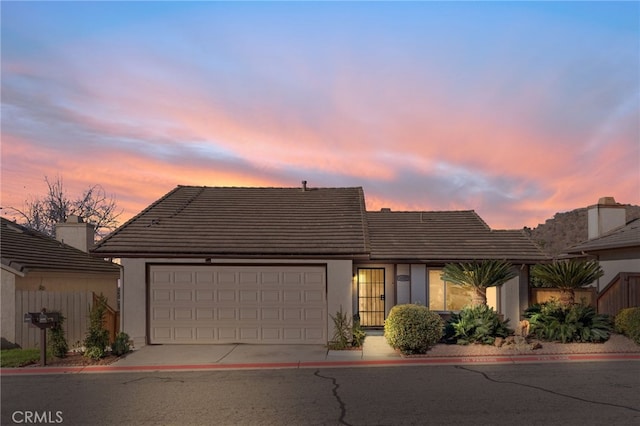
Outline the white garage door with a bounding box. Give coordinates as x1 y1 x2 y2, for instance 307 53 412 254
148 265 327 344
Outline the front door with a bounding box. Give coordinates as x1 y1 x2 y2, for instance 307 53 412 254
357 268 385 327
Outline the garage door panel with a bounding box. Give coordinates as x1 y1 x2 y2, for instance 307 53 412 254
174 308 193 320
174 328 193 339
152 289 171 302
152 307 171 320
261 272 280 284
305 290 323 302
283 291 301 302
149 265 326 344
195 272 214 283
240 290 258 302
262 308 280 320
174 272 193 284
218 308 236 320
196 308 214 320
261 290 280 302
196 290 214 301
217 272 237 284
174 290 193 301
218 290 236 301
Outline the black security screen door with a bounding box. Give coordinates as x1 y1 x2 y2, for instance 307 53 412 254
358 268 385 327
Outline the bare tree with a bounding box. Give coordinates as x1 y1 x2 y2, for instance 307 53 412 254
6 175 122 238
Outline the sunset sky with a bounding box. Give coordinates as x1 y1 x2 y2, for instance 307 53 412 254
2 1 638 230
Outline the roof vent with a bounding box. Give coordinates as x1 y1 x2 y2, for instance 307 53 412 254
381 208 391 212
301 180 308 191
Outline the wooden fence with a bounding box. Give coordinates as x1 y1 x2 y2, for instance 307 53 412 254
93 293 120 343
530 287 597 307
597 273 640 316
15 291 120 350
15 291 92 349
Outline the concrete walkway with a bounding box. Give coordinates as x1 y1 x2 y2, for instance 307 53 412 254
2 333 639 375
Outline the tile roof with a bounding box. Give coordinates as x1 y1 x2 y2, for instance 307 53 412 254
1 218 120 275
566 218 640 253
93 186 370 257
366 210 547 262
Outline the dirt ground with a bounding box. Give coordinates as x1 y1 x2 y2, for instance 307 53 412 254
24 352 121 368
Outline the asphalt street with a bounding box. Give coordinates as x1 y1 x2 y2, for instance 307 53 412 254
2 361 639 425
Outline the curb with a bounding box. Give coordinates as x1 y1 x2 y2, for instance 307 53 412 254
2 353 639 375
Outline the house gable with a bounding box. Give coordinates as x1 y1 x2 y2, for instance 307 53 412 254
1 218 120 275
93 186 370 258
366 210 547 263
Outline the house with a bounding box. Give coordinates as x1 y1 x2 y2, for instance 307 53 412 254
1 216 120 349
565 197 640 314
92 184 547 347
566 197 640 290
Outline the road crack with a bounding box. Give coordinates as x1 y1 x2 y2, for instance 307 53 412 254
455 365 640 413
122 376 185 385
314 370 352 426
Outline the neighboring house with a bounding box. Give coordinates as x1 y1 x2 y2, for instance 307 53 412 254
1 216 120 348
565 198 640 291
92 184 547 347
564 198 640 315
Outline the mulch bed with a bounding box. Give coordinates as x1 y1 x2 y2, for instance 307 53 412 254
23 352 122 368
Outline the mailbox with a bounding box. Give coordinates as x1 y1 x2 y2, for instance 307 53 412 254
24 310 60 329
24 309 60 366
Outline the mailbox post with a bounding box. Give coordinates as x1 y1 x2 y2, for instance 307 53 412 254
24 309 60 366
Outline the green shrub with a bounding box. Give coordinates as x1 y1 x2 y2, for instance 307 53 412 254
84 346 105 361
524 301 612 343
351 315 366 348
445 305 511 345
112 332 131 356
385 304 444 355
614 307 640 344
83 294 110 359
48 312 68 358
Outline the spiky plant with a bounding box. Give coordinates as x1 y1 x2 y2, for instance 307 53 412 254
441 260 517 306
531 259 604 307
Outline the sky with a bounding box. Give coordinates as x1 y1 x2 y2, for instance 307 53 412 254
1 1 638 230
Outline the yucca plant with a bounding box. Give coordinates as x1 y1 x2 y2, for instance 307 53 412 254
531 259 604 307
442 260 517 306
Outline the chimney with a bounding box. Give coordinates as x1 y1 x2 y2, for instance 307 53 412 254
55 215 95 252
301 180 308 192
587 197 626 239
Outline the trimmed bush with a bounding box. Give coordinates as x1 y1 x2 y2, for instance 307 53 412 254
112 332 131 356
615 307 640 344
385 304 444 355
445 305 511 345
524 300 612 343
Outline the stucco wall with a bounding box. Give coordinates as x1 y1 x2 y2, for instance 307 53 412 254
15 272 119 312
594 249 640 291
1 269 17 347
500 267 529 323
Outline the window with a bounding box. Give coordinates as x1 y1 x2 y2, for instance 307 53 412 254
428 269 473 311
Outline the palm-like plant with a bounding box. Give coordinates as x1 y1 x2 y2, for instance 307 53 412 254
531 259 604 307
442 260 517 306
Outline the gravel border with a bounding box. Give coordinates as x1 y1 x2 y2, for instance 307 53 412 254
416 334 640 358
